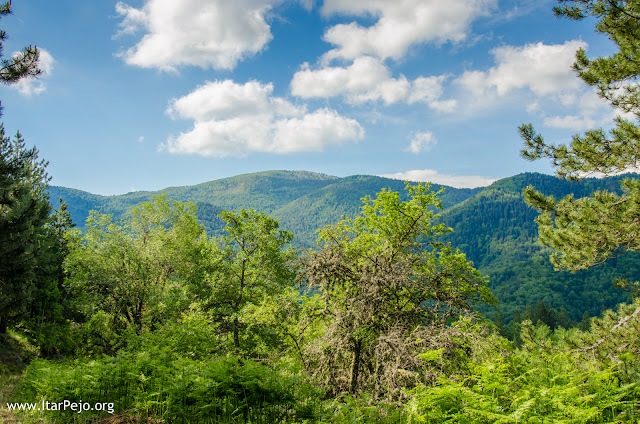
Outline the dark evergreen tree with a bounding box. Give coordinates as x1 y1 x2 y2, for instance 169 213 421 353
0 126 51 333
519 0 640 352
25 200 77 355
520 0 640 271
0 0 51 336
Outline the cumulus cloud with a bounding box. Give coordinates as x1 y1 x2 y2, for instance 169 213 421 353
163 80 364 157
320 0 496 62
405 131 436 154
453 40 627 131
456 41 586 98
115 0 284 71
291 57 456 110
13 48 54 96
379 169 497 188
542 87 637 129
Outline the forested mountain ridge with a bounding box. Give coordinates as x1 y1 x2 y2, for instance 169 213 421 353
48 170 481 243
442 172 637 268
49 170 638 321
442 172 639 321
48 170 339 228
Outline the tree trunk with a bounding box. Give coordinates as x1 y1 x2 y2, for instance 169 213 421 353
233 317 240 349
0 315 7 334
350 339 361 393
232 260 246 350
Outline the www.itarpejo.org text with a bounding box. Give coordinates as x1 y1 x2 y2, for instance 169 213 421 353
6 400 115 414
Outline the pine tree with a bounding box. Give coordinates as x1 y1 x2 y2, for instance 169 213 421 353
520 0 640 271
519 0 640 348
0 1 40 82
0 126 51 333
0 0 47 334
0 1 41 114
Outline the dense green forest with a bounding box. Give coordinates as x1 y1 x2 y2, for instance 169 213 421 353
4 181 640 423
50 170 637 323
3 0 640 422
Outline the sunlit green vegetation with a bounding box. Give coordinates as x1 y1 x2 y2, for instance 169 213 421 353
3 187 639 423
3 0 640 422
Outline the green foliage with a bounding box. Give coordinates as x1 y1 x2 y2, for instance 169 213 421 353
20 201 78 357
64 196 208 353
408 319 640 423
0 126 52 334
0 1 40 92
241 287 325 370
305 183 494 397
204 208 297 353
19 349 321 424
318 395 408 424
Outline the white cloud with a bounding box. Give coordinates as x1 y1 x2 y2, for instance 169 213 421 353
456 41 586 98
321 0 496 62
13 48 54 96
163 80 364 157
452 40 627 131
543 114 596 130
291 57 456 110
380 169 497 188
405 131 436 154
115 0 283 71
137 136 145 143
409 76 457 112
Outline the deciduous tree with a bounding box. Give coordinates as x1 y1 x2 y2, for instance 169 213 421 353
205 209 297 352
65 196 207 351
304 183 494 397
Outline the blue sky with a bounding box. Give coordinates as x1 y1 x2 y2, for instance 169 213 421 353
0 0 623 195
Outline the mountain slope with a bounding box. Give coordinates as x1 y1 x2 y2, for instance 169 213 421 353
441 172 638 320
49 170 639 322
270 175 481 246
49 171 479 242
49 170 340 231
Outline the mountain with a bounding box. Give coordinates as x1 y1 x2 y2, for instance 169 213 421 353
441 172 637 320
49 170 638 322
49 170 480 245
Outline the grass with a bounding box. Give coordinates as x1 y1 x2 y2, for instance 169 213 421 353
0 330 41 423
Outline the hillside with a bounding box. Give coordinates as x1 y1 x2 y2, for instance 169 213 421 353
49 170 638 322
49 170 480 244
441 172 638 320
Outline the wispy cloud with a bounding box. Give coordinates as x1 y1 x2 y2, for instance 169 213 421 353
405 132 436 154
380 169 497 188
